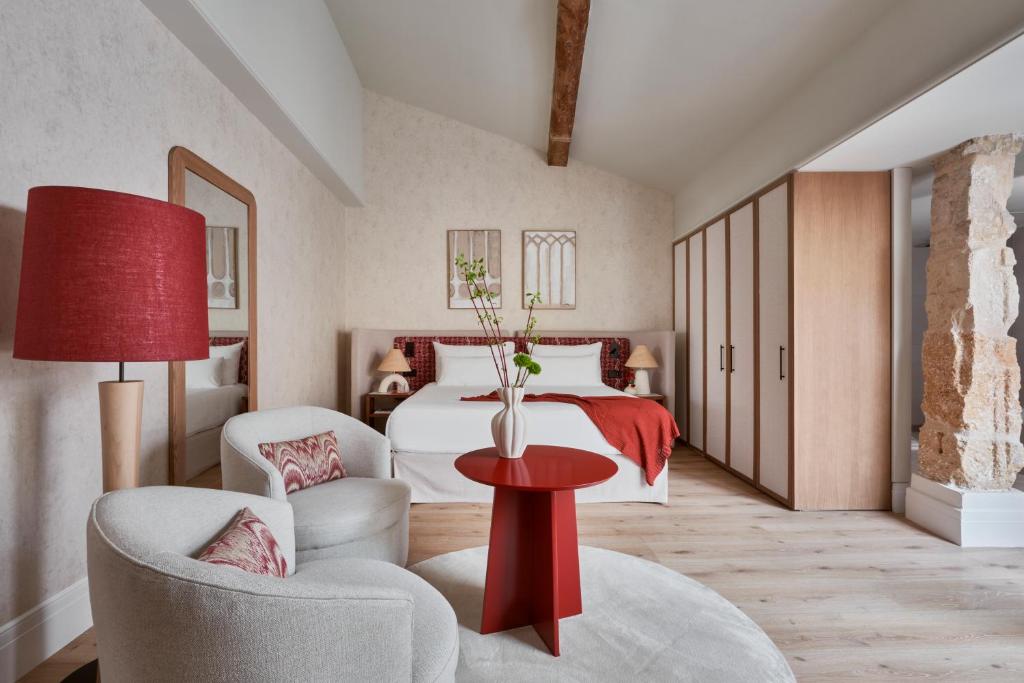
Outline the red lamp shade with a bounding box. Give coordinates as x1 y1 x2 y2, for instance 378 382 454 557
13 186 209 362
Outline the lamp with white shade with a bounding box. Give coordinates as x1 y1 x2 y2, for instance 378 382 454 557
377 348 412 393
625 345 658 395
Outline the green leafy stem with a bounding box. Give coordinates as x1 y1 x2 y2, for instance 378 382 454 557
455 253 543 388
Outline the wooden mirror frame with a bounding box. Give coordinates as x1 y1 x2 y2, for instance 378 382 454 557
167 146 258 485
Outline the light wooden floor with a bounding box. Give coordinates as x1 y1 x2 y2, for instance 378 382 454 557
22 449 1024 681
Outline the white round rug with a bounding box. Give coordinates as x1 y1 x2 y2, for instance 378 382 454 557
409 546 794 682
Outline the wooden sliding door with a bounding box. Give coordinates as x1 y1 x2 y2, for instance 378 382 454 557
792 172 891 510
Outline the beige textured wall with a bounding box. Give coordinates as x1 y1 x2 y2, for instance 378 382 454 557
346 92 674 332
0 0 346 624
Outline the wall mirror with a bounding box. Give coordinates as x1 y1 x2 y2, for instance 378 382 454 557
168 146 257 484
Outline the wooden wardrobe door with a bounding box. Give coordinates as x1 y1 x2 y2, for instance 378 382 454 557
792 172 890 510
728 203 755 479
688 231 705 451
673 240 688 440
757 183 790 501
705 219 727 464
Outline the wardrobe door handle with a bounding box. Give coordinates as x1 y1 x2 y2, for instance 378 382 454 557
730 345 735 373
719 345 724 372
779 345 786 380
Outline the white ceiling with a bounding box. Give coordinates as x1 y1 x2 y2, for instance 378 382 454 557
803 32 1024 173
326 0 893 193
802 33 1024 245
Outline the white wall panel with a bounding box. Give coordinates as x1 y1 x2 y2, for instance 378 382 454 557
674 241 688 438
688 232 705 450
757 184 790 499
705 220 727 463
729 203 755 479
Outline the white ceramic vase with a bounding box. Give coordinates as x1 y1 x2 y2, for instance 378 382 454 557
491 387 527 459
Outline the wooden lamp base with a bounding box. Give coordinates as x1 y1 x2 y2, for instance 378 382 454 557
98 380 143 492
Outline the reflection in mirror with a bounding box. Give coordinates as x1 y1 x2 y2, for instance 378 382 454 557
184 170 249 480
169 148 257 484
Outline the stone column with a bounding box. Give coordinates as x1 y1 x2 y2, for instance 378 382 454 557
919 134 1024 490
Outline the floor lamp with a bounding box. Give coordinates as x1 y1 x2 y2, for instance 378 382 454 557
13 186 208 680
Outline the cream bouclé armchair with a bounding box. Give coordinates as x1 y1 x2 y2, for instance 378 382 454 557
87 486 458 682
220 406 411 566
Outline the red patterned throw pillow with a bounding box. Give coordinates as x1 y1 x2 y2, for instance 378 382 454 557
257 430 346 494
197 507 288 578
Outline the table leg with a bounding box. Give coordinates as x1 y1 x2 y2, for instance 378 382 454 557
553 488 582 619
481 487 581 656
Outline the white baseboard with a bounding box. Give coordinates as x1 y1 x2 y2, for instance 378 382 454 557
891 481 909 514
0 577 92 681
905 473 1024 547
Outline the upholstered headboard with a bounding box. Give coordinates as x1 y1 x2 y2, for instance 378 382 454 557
393 335 633 391
349 329 674 418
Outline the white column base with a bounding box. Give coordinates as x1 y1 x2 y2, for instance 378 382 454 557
905 473 1024 547
891 481 908 514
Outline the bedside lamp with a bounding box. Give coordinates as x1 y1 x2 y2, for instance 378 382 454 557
14 186 207 493
625 345 658 395
377 348 411 393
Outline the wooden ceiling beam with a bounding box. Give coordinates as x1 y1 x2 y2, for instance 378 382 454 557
547 0 590 167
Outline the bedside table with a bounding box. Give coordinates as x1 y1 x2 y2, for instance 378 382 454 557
363 391 413 429
636 393 666 405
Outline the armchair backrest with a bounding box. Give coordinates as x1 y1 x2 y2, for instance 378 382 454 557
90 486 296 574
222 406 392 500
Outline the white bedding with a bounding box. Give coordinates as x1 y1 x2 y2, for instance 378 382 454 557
386 383 668 504
386 382 629 455
185 383 248 437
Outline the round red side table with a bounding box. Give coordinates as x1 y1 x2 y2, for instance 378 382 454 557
454 445 618 656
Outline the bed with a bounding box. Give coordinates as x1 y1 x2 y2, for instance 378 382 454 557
350 329 676 504
387 382 668 503
184 336 249 480
185 383 247 478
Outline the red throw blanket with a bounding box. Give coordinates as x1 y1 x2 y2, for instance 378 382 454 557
461 392 680 485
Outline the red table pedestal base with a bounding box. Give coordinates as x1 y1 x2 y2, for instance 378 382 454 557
455 446 617 657
481 488 581 656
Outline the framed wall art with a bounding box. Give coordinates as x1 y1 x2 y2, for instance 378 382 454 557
447 229 501 309
206 225 238 309
522 230 576 309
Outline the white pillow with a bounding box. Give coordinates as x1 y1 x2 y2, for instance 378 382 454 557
210 341 245 385
433 341 515 357
531 342 603 357
529 342 603 386
434 341 514 386
186 357 223 389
